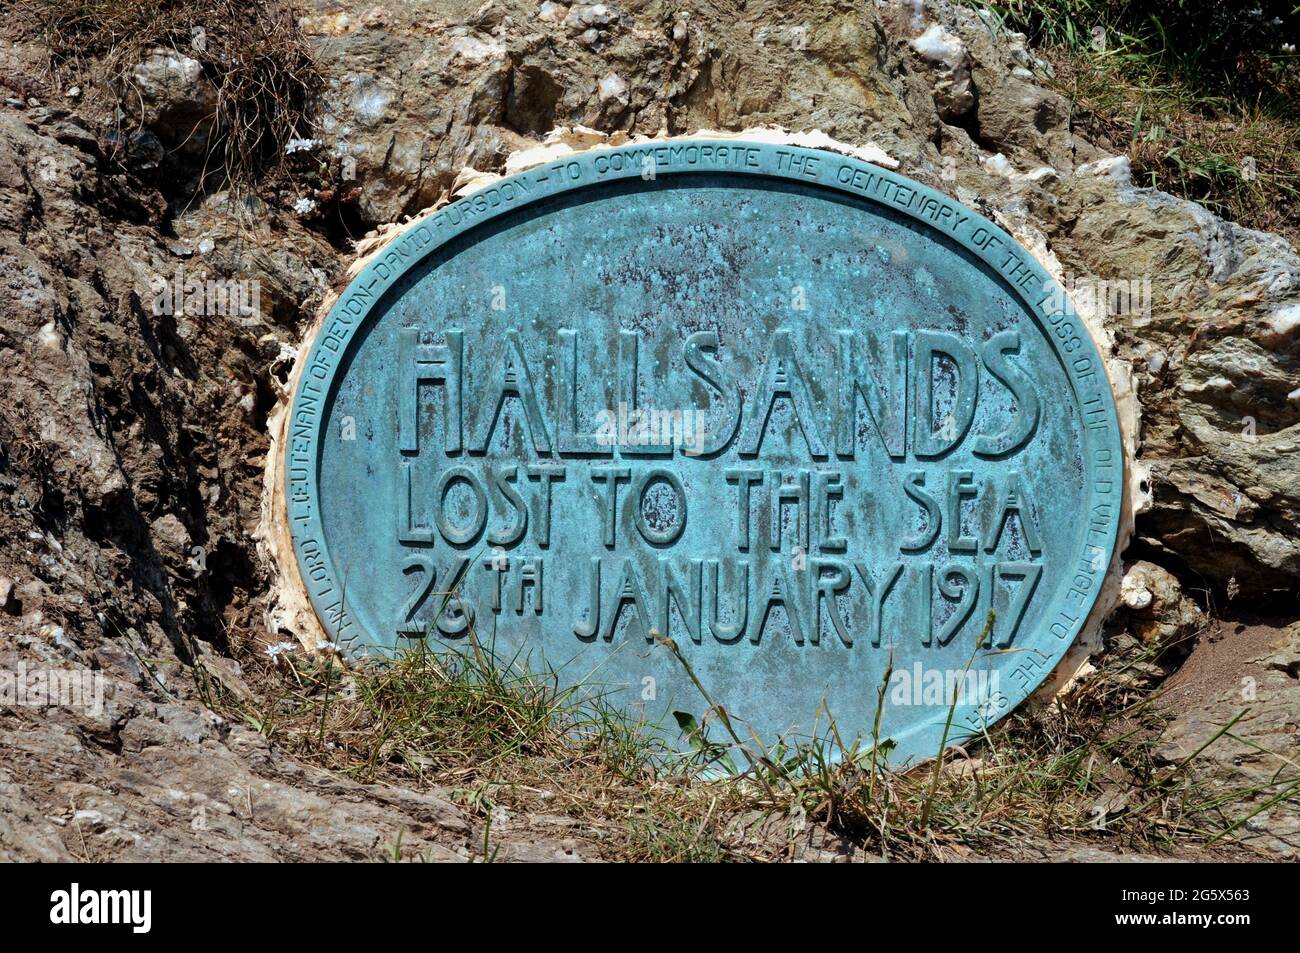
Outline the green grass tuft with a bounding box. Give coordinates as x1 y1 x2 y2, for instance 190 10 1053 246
970 0 1300 241
206 623 1275 862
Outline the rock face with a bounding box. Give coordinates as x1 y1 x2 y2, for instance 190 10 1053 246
0 106 332 664
0 0 1295 859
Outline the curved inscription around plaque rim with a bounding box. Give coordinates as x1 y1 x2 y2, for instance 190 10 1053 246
284 140 1124 764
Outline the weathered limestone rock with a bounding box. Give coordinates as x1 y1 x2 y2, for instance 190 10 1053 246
908 24 975 121
122 49 219 158
1120 560 1206 648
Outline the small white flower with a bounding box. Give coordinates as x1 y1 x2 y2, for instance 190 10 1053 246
264 641 298 657
292 197 318 216
284 137 321 154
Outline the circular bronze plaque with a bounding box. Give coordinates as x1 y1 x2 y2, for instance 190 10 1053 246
285 141 1123 765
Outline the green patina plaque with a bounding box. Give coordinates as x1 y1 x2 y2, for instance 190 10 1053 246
285 140 1123 765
